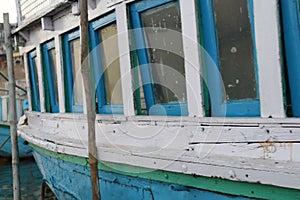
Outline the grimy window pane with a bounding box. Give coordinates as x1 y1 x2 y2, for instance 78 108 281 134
49 48 59 105
98 23 123 105
141 3 186 104
213 0 257 101
70 38 83 106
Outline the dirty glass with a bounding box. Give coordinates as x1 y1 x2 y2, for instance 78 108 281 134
70 38 83 106
49 48 59 106
141 2 186 104
213 0 257 101
98 23 123 105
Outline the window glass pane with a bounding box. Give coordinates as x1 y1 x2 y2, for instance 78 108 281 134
98 23 123 105
29 55 40 111
213 0 257 101
33 57 40 103
69 38 83 106
141 3 186 104
49 48 59 106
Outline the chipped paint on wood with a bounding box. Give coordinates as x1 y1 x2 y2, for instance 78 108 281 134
18 112 300 191
15 0 300 198
31 143 300 200
116 3 135 116
180 0 205 117
253 0 285 118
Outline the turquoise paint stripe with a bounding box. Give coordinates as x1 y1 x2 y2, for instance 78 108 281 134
34 148 250 200
133 0 175 13
30 144 300 200
91 12 116 30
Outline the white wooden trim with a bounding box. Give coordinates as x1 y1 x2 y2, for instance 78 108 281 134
36 46 45 113
116 3 135 116
18 112 300 190
23 110 300 125
253 0 285 118
54 35 65 113
180 0 205 117
18 126 300 190
23 53 32 111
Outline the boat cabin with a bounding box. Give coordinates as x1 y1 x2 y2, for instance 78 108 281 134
14 0 300 199
15 0 300 119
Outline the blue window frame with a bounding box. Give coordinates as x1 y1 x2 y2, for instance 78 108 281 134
89 12 124 114
42 40 59 113
63 29 83 113
27 50 40 112
130 0 188 116
281 0 300 117
199 0 260 117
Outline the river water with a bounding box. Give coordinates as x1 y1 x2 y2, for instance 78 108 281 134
0 158 42 199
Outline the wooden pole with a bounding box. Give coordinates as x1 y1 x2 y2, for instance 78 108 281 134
4 13 20 200
80 1 100 199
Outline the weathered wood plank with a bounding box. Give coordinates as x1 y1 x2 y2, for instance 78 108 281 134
36 47 45 112
54 35 65 113
254 0 285 118
19 125 300 190
116 3 135 116
180 0 205 117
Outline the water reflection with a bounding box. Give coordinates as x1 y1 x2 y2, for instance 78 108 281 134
0 158 42 199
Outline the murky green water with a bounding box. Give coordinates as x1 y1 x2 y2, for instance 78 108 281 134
0 158 42 200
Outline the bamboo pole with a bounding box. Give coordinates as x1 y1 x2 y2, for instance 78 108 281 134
80 0 101 199
4 13 20 200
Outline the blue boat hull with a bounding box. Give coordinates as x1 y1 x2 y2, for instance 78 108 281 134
33 148 250 200
0 125 32 158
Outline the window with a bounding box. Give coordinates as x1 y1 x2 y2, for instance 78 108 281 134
199 0 259 117
281 0 300 117
42 40 59 113
90 13 123 114
27 50 40 112
63 29 83 113
130 0 187 116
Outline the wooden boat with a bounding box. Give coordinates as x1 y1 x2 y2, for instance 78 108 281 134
15 0 300 199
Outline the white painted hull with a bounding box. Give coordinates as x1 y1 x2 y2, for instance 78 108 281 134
18 112 300 191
